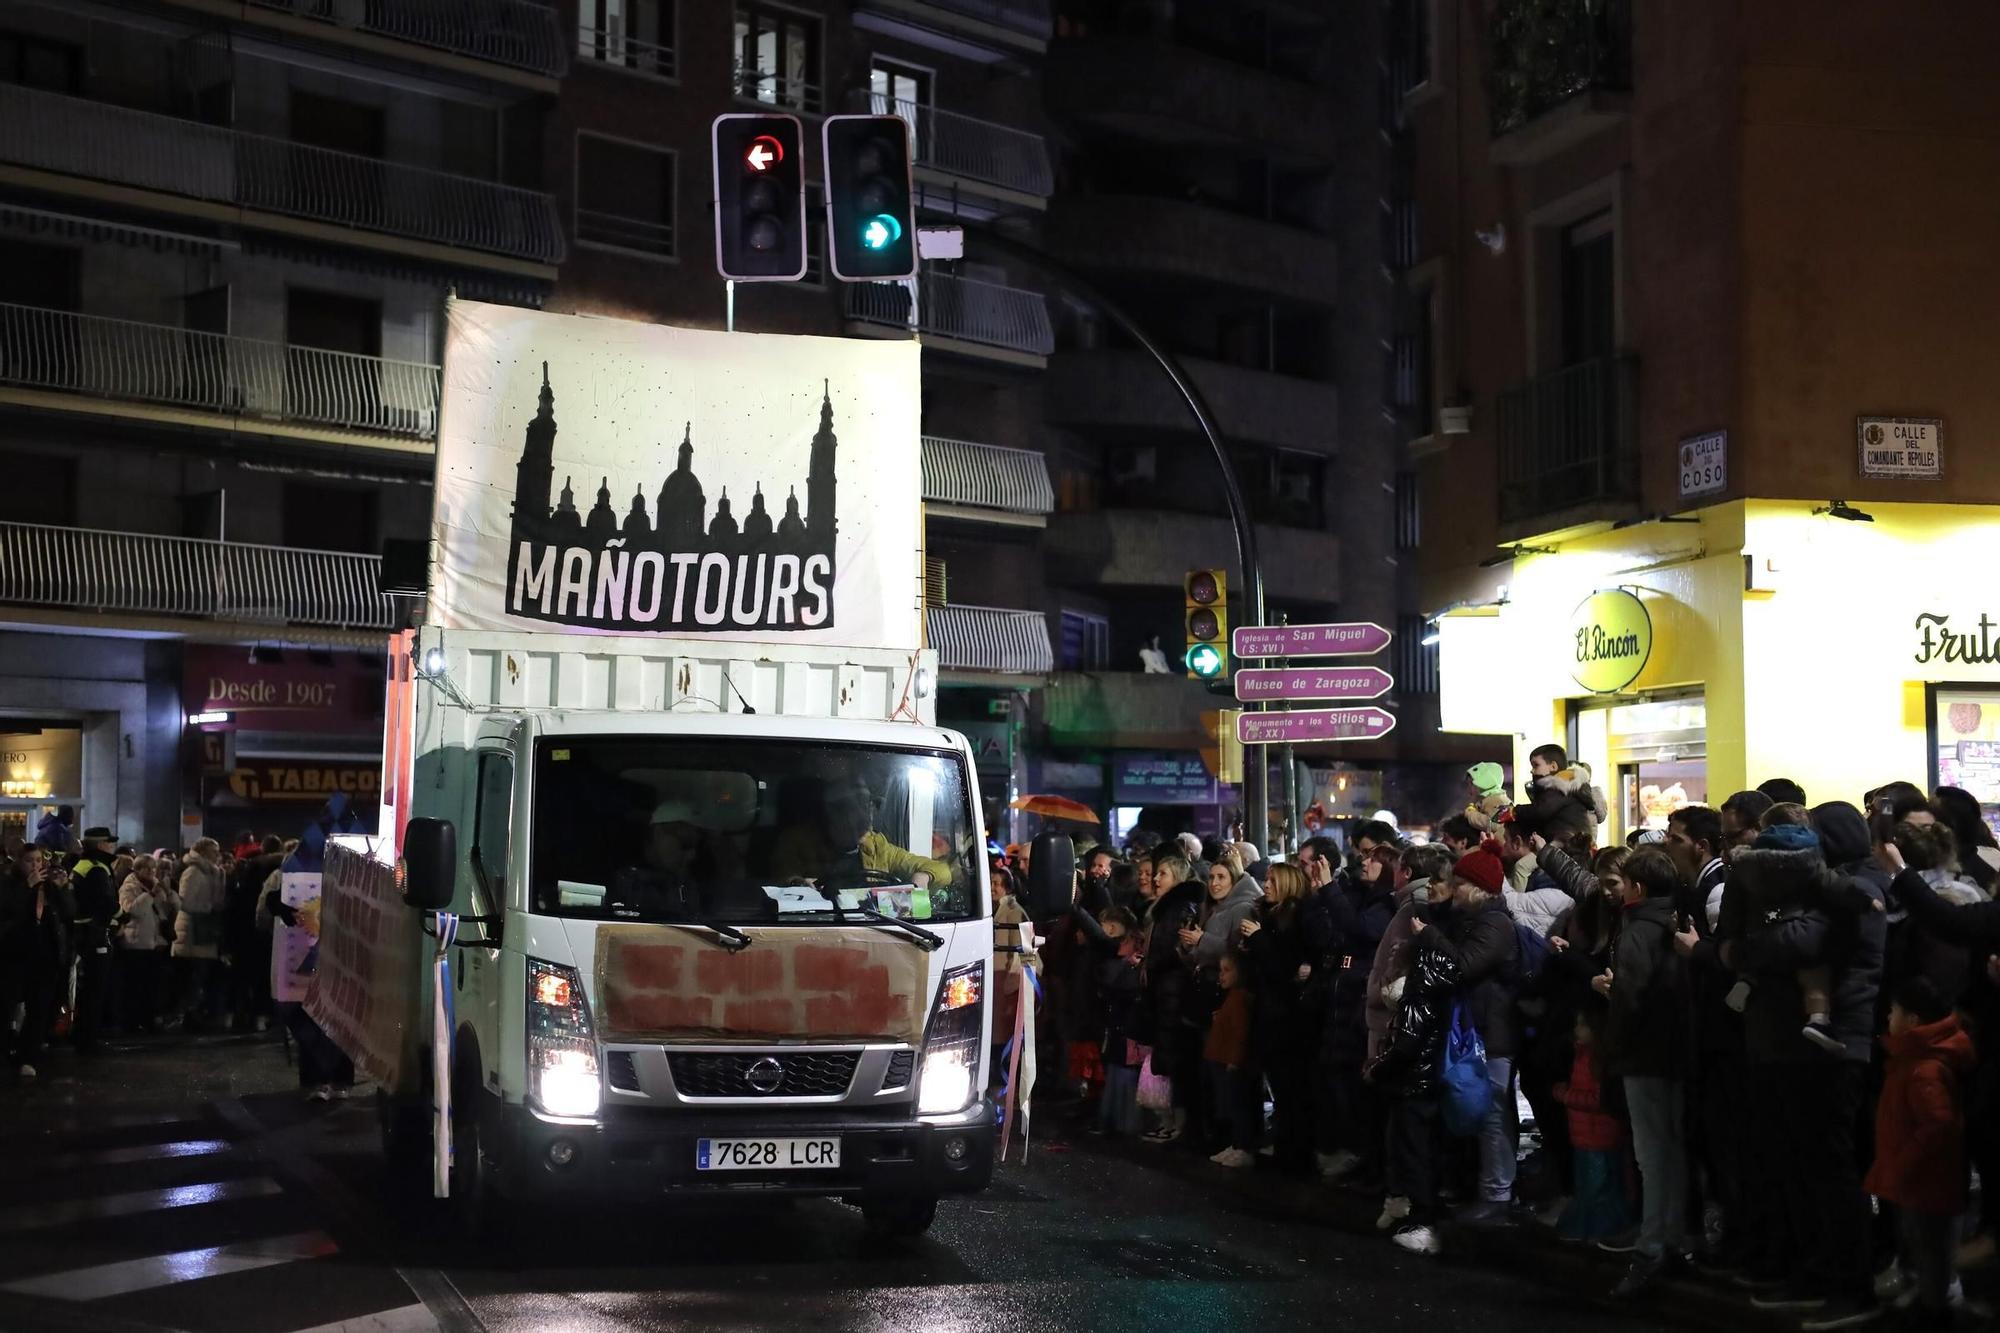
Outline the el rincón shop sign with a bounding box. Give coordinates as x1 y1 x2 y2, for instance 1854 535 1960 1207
1570 589 1653 694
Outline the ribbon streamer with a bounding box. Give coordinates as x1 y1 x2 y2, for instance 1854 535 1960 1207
432 912 458 1199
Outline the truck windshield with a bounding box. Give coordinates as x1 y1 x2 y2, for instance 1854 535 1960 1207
530 736 985 926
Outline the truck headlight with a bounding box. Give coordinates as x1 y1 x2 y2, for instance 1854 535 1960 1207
916 961 983 1115
527 959 600 1119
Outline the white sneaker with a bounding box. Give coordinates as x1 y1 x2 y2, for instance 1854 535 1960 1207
17 1064 34 1078
1391 1223 1440 1255
1218 1148 1255 1169
1210 1148 1233 1164
1536 1196 1570 1228
1376 1196 1412 1231
1257 1145 1276 1158
1318 1149 1361 1180
308 1084 334 1102
1875 1264 1906 1301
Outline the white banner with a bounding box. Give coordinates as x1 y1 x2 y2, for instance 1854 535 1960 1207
431 300 922 647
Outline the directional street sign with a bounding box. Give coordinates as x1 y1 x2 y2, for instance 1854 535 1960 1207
1233 621 1392 659
1237 707 1397 745
1234 665 1393 703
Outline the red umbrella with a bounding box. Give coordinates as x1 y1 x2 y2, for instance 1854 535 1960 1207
1008 794 1101 824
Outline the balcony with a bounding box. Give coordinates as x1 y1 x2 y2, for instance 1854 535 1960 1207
1046 350 1338 456
856 93 1052 214
1045 509 1339 604
0 304 440 445
1044 40 1335 167
851 0 1052 60
1488 0 1631 164
922 436 1054 523
846 270 1055 368
0 522 393 632
235 0 567 82
1496 354 1638 534
1046 196 1337 309
927 605 1053 677
0 84 565 272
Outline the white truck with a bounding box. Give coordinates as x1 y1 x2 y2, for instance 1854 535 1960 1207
331 625 1066 1238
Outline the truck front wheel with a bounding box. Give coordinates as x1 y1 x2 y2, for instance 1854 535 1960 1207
860 1194 937 1238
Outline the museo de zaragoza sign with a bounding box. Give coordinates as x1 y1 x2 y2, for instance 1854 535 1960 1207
430 300 921 648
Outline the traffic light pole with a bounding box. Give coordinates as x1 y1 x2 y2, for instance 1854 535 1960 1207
960 227 1270 852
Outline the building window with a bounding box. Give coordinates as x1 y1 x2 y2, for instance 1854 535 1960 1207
1392 282 1437 436
1392 0 1432 95
869 57 931 157
0 450 75 526
1058 611 1111 672
1267 451 1324 528
1561 210 1616 365
575 132 676 260
1394 471 1420 551
1398 614 1439 695
283 481 378 555
578 0 677 80
735 4 821 114
0 31 82 94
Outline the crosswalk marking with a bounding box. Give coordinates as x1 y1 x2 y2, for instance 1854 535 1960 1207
2 1229 339 1301
0 1137 232 1179
288 1304 441 1333
0 1176 284 1232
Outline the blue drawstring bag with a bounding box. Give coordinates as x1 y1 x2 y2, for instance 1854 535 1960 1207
1440 999 1493 1136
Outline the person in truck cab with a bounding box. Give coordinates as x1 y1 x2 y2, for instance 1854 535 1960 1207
609 797 769 921
776 777 954 892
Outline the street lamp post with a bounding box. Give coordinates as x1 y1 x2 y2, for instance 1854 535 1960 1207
959 227 1270 851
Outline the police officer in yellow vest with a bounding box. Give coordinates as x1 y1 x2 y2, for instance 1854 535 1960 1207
67 827 119 1052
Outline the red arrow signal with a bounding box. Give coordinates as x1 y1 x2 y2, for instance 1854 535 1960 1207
746 135 783 171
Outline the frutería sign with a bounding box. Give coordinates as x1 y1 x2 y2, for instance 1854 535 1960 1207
1570 589 1653 694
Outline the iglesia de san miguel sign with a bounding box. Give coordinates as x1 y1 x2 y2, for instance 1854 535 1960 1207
430 300 921 647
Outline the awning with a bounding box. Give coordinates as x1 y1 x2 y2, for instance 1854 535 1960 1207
927 605 1053 675
0 203 230 257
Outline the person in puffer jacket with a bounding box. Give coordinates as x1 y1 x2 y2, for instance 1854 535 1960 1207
1522 744 1608 844
172 838 228 1029
1365 931 1461 1256
1305 842 1398 1185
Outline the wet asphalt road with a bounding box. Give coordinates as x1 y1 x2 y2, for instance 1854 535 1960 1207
0 1035 1701 1333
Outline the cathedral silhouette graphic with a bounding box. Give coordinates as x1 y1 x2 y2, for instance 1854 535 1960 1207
503 363 842 633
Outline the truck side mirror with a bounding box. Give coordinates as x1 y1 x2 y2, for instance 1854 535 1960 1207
1022 830 1075 919
401 817 456 912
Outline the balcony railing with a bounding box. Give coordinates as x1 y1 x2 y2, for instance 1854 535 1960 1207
0 83 565 266
927 605 1053 675
1496 354 1637 525
0 522 393 631
858 93 1053 200
577 20 675 81
922 436 1055 516
247 0 567 79
732 64 824 116
847 271 1054 359
0 304 440 440
1488 0 1632 136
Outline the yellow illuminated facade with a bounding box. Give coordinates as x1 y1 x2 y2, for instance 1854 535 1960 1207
1437 500 2000 842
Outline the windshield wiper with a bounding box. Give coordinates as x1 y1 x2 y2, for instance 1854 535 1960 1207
657 913 753 953
796 905 943 952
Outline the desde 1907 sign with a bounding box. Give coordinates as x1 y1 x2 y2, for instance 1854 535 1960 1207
430 300 921 647
1857 416 1943 480
1570 588 1653 694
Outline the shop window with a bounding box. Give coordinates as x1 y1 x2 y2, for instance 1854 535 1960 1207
575 132 676 260
1931 687 2000 839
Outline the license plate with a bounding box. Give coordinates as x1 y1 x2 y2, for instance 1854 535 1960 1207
695 1137 841 1171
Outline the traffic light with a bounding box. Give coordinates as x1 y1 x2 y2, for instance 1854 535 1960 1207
712 113 806 282
822 114 916 281
1184 568 1229 680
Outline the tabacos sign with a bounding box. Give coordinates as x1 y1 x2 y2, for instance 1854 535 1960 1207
1569 589 1653 693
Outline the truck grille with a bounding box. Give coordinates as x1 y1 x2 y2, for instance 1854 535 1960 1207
668 1051 860 1098
605 1050 640 1092
881 1049 916 1092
